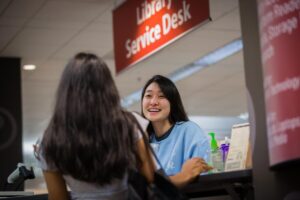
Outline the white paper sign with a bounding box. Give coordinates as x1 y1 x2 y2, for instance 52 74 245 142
225 123 250 171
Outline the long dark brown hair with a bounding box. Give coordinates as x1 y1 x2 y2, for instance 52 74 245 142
41 52 139 185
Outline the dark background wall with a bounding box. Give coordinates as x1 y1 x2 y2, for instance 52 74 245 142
0 57 23 190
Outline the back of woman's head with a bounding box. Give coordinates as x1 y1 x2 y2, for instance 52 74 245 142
141 75 188 124
42 52 138 185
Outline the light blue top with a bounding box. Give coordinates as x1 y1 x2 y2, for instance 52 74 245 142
149 121 210 176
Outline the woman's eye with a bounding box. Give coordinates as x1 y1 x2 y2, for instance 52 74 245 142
144 94 151 98
159 95 165 98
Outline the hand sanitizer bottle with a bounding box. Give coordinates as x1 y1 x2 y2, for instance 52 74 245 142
209 132 224 173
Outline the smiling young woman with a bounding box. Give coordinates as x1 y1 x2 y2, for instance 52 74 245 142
141 75 212 187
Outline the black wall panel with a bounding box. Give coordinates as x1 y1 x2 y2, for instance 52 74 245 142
0 57 23 190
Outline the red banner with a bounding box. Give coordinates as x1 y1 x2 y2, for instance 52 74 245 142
258 0 300 167
113 0 210 74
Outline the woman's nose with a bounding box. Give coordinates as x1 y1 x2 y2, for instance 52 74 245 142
150 97 158 105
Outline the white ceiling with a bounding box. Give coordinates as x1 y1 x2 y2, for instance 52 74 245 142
0 0 247 144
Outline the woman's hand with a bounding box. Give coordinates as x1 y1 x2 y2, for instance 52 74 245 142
169 157 212 188
181 157 212 179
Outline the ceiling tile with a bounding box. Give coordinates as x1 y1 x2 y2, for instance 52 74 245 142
7 28 78 46
35 1 107 21
2 0 45 18
3 42 58 58
0 26 19 51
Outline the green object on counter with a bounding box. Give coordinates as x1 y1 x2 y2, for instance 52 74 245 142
208 132 224 173
209 132 219 151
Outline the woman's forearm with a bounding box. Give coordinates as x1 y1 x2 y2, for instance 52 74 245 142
169 171 192 188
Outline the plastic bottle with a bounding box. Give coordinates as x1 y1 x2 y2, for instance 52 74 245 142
208 132 224 173
220 137 230 163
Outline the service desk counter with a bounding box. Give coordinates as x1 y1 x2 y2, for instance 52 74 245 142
0 193 47 200
182 169 253 200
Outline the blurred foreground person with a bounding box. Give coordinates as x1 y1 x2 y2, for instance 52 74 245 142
37 53 154 200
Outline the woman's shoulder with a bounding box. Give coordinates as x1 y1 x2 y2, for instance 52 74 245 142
175 121 207 138
175 120 201 130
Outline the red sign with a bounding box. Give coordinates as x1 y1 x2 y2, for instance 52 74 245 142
113 0 210 74
258 0 300 167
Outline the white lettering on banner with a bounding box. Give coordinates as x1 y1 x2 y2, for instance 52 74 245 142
126 1 192 59
269 116 300 147
264 75 300 99
267 111 300 148
259 11 274 32
136 0 172 25
262 45 275 63
272 134 287 146
268 16 298 40
259 0 300 64
162 1 191 35
273 0 300 18
126 24 162 58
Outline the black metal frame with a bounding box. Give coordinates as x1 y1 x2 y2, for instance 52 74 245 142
182 169 254 200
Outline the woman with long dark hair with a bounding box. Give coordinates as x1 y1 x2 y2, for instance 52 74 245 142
141 75 212 187
38 53 154 200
